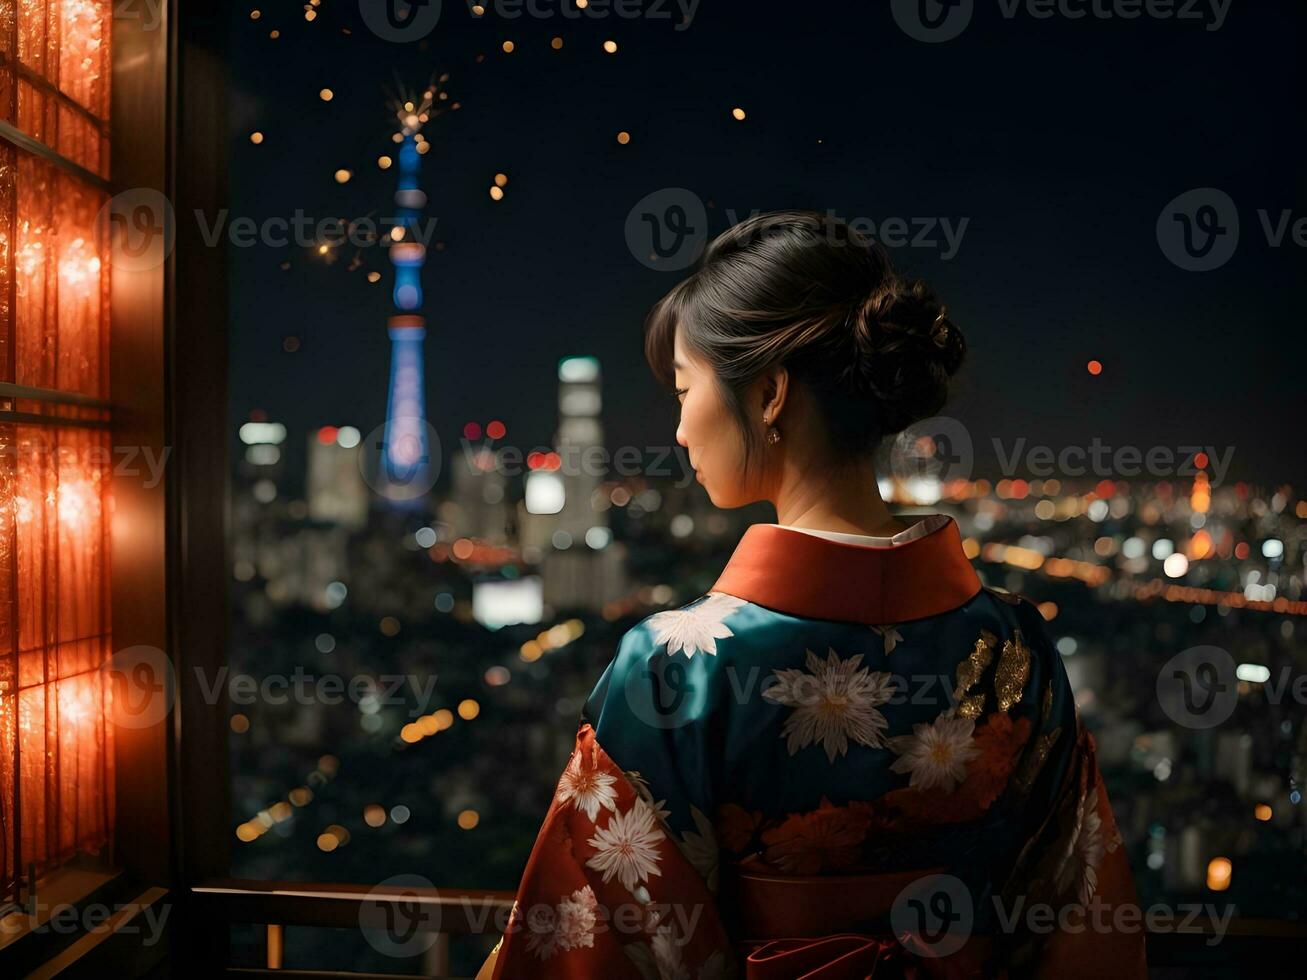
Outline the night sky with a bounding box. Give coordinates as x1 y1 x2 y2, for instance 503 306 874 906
226 1 1303 493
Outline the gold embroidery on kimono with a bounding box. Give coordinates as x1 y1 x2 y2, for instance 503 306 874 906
995 629 1032 712
953 628 997 719
1012 726 1062 797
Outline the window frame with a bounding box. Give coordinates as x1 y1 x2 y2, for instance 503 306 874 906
1 2 304 972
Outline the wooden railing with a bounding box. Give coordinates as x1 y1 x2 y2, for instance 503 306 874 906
194 878 1307 978
193 879 515 978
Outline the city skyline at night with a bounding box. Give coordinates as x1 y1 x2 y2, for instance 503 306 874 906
226 3 1304 492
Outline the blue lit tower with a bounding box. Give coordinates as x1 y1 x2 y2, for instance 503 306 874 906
380 78 457 501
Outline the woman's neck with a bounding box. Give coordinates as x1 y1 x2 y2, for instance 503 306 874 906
771 458 910 538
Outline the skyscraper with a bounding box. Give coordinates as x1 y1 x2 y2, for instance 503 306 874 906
554 356 604 543
307 425 368 530
450 444 511 543
519 356 629 612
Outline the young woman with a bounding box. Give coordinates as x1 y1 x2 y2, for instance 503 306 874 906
479 212 1146 978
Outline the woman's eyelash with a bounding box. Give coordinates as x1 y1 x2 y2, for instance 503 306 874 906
672 387 688 398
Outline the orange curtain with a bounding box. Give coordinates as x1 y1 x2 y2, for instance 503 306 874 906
0 0 114 903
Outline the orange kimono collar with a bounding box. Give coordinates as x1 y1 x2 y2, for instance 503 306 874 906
709 515 981 624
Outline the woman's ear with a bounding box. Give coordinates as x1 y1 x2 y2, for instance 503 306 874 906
759 363 790 423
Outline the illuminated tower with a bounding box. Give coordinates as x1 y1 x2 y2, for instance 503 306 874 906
379 77 458 502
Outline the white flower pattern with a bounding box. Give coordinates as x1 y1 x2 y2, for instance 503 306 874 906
624 940 728 980
887 713 980 792
555 744 619 820
522 902 558 959
676 805 719 893
651 926 692 980
646 592 746 658
625 769 672 825
871 623 903 652
586 798 666 891
522 885 599 961
1055 785 1106 905
762 648 896 761
555 885 599 952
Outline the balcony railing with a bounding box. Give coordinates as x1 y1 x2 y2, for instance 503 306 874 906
193 878 1307 978
193 879 516 978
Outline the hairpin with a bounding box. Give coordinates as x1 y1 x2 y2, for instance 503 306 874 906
931 306 950 347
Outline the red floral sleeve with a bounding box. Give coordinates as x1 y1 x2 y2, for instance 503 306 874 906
488 720 735 979
1020 723 1148 979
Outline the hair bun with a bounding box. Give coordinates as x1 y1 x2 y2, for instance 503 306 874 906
645 209 966 464
846 276 966 435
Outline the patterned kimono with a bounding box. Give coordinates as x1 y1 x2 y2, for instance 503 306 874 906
484 516 1147 979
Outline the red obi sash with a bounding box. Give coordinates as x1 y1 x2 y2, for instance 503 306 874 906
723 867 997 980
740 934 905 980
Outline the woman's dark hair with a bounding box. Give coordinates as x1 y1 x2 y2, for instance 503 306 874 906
644 209 966 477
